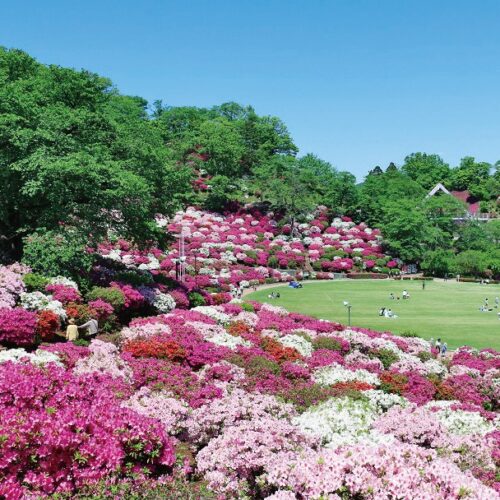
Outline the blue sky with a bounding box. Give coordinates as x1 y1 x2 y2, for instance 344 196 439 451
2 0 499 179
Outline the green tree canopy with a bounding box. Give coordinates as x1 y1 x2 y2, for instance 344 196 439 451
401 153 451 190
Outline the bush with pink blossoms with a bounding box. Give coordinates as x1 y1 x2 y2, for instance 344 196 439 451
45 283 81 303
122 386 190 435
0 307 37 346
74 339 133 381
196 416 314 495
187 389 297 445
265 443 496 499
0 362 175 497
88 298 114 319
0 265 25 308
40 342 90 369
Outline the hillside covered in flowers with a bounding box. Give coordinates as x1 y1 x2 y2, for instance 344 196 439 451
0 207 498 498
98 205 399 290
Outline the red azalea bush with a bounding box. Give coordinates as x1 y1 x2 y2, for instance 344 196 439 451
35 310 60 340
380 371 408 395
261 337 303 363
65 302 97 323
0 307 37 346
0 362 175 497
124 337 187 362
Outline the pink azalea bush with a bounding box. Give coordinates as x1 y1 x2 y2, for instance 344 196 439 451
0 307 37 346
0 362 175 498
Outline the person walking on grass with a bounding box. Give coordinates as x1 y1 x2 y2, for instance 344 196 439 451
436 338 442 354
422 281 426 291
441 342 448 357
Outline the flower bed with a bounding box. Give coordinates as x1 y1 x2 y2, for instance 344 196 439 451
0 302 498 498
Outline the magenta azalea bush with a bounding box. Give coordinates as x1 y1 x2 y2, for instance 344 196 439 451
0 307 37 346
0 363 175 498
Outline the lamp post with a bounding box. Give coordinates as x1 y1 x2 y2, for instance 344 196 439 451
193 249 199 274
343 301 352 327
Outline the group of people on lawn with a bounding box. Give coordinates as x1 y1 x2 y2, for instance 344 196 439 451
379 289 411 319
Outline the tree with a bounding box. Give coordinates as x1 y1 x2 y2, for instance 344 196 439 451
379 200 437 262
204 175 241 212
254 156 317 231
450 157 491 192
455 250 488 278
485 220 500 246
22 229 95 287
0 47 183 258
421 250 456 277
455 222 490 252
385 162 398 174
421 195 467 236
401 153 451 190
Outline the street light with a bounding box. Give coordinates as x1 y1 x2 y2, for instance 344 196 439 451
343 301 352 326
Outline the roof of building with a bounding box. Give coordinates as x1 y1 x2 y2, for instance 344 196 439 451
450 190 480 215
427 183 481 215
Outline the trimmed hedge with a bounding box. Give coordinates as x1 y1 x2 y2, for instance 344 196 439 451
347 273 388 280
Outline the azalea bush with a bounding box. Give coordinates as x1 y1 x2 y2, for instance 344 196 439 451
0 362 175 497
0 307 37 346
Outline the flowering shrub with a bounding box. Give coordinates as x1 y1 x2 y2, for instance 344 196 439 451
0 265 26 308
0 362 175 497
88 298 114 319
96 206 397 302
0 307 37 346
124 337 186 362
65 302 96 323
45 283 81 303
35 309 60 340
0 255 498 497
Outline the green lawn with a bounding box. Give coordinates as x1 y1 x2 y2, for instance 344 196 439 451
246 280 500 350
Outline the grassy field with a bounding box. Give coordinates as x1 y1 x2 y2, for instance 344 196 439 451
246 280 500 350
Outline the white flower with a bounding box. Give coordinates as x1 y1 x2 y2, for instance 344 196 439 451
20 291 50 310
192 306 231 325
0 348 62 366
278 334 314 357
432 407 497 436
45 299 67 320
153 293 176 313
364 390 408 412
49 276 79 290
293 397 394 448
207 332 252 350
313 364 380 386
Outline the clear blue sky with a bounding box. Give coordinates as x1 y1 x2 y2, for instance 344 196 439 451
2 0 499 180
